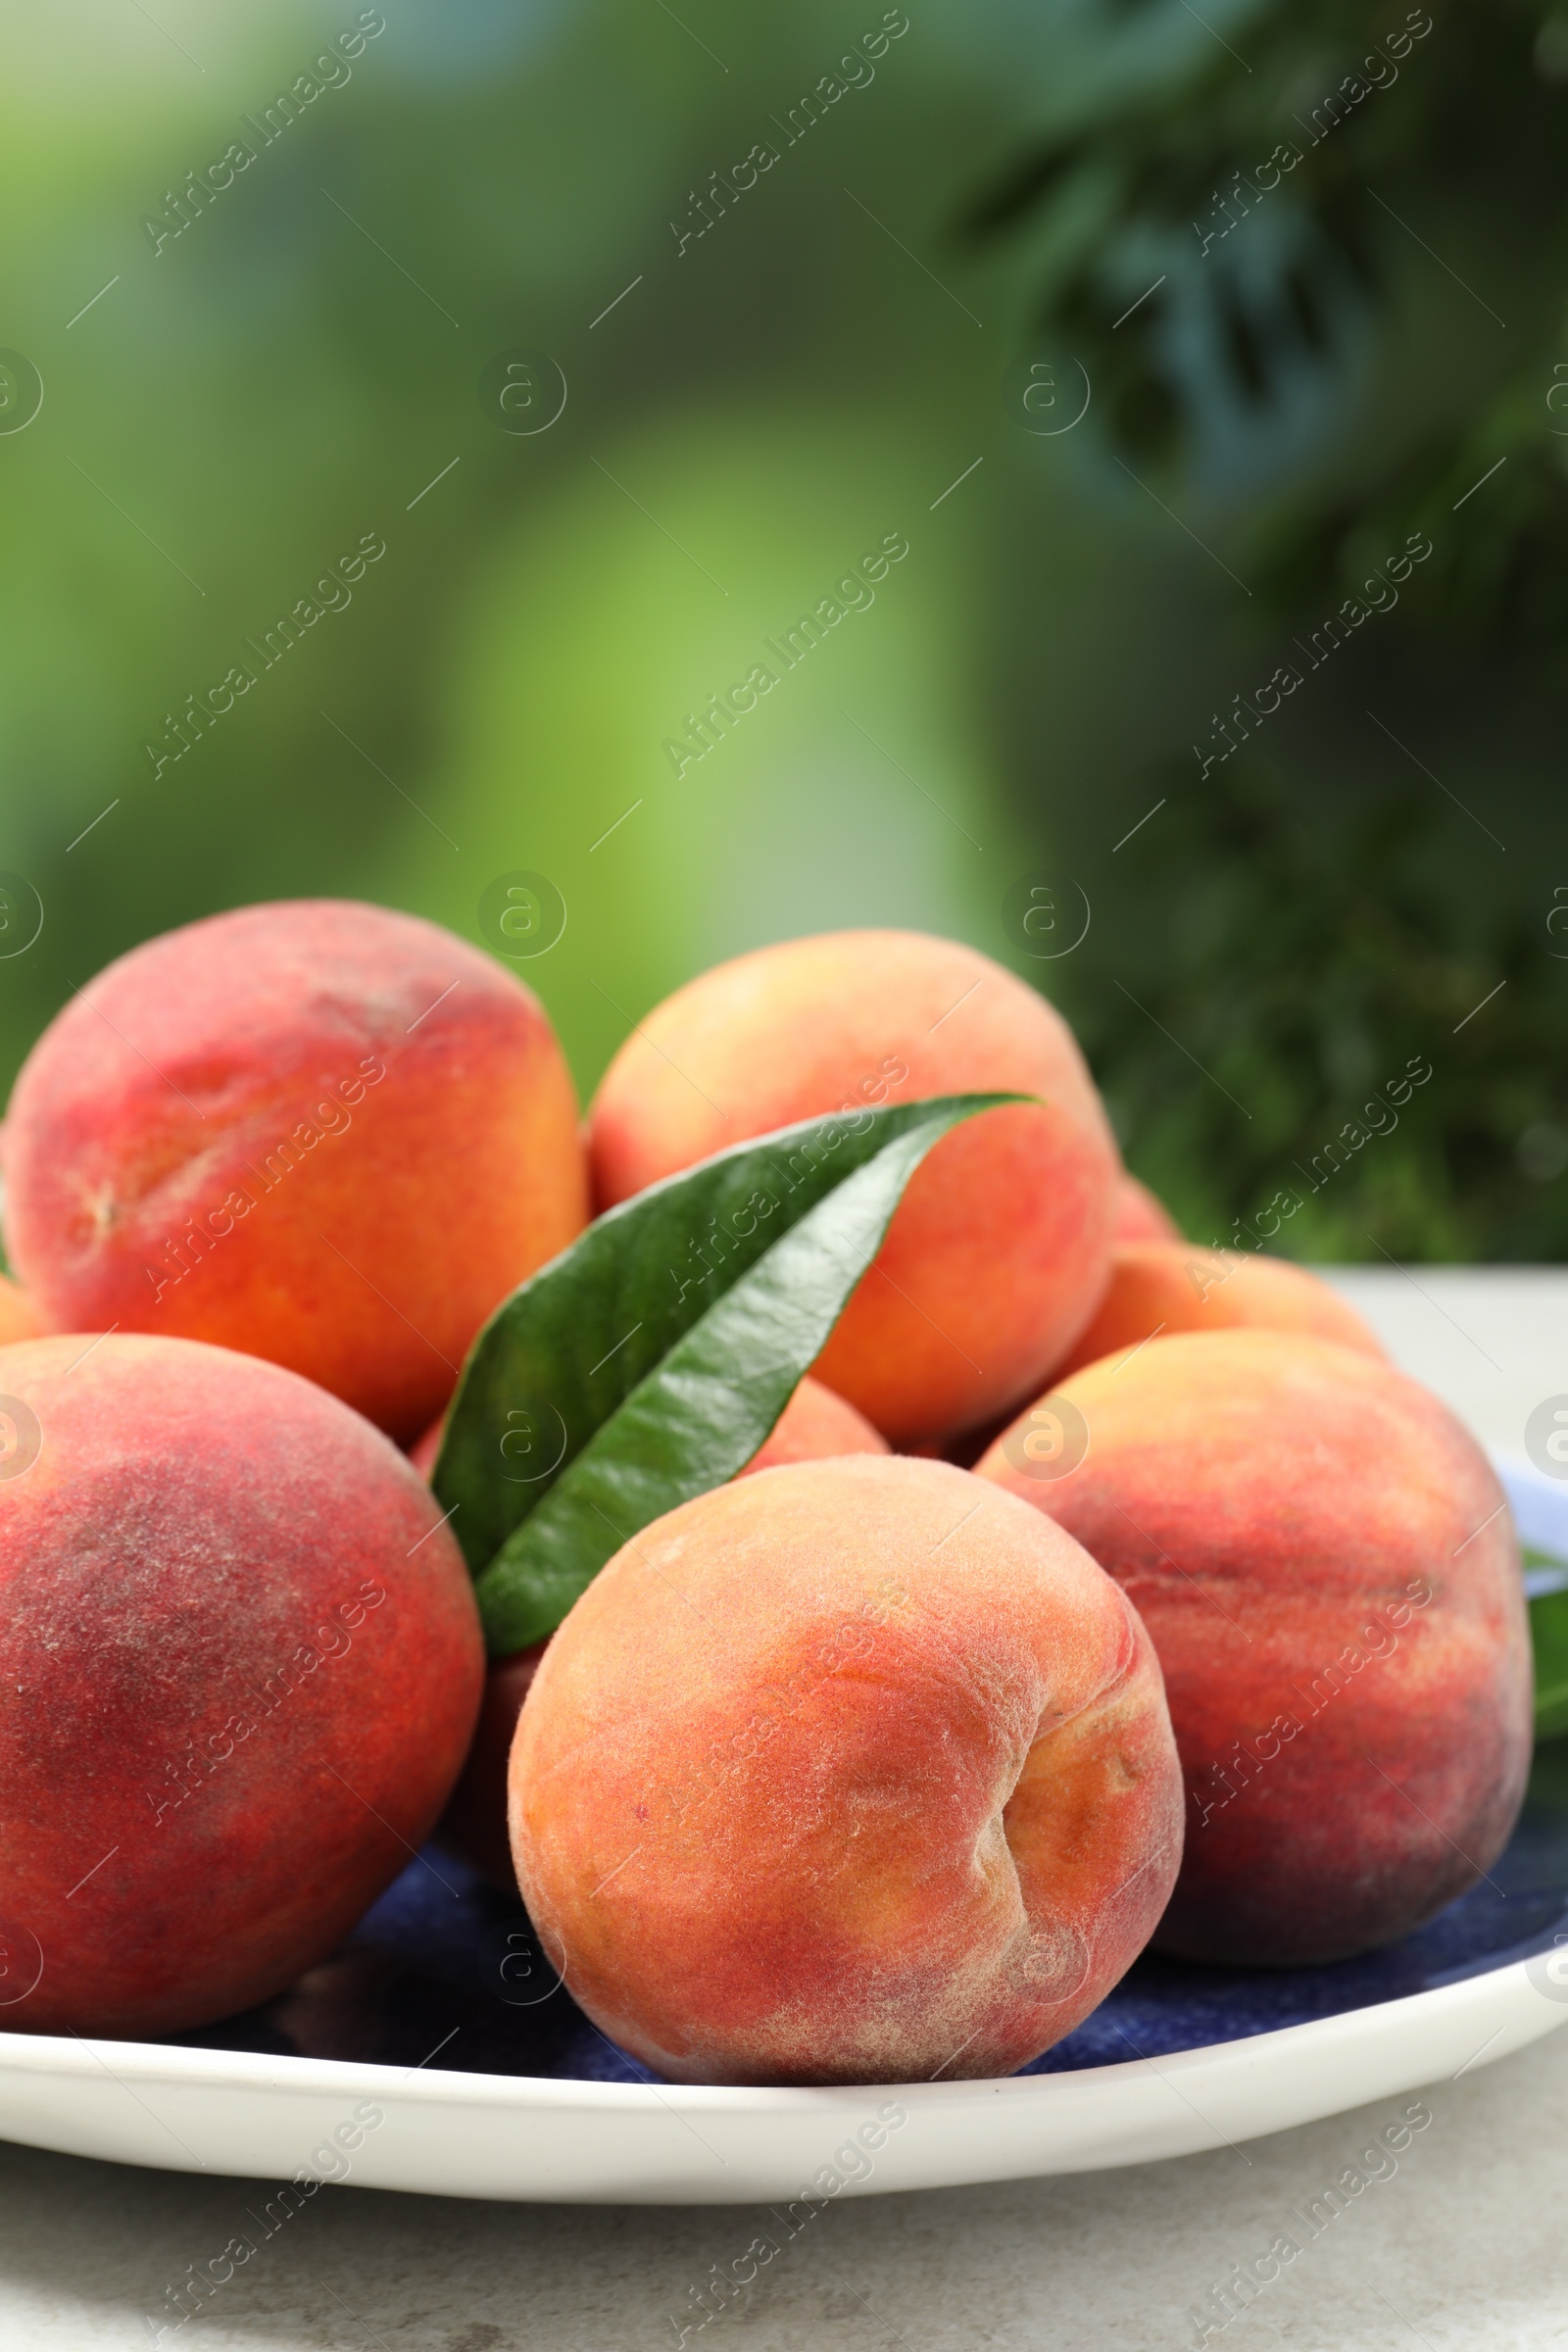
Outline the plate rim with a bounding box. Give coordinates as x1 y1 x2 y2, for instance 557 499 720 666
2 1943 1561 2116
0 1950 1563 2203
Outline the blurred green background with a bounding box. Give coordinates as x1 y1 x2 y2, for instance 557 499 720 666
1 0 1563 1258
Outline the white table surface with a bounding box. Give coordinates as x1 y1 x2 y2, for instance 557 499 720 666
4 1269 1567 2351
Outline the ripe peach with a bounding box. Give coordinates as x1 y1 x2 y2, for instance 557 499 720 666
736 1374 889 1476
588 932 1119 1446
1112 1173 1182 1244
0 1272 41 1348
510 1454 1183 2084
434 1375 888 1886
4 901 587 1444
976 1331 1532 1965
0 1333 482 2036
1051 1241 1384 1382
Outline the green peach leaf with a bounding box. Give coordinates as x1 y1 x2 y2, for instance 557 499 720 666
1527 1553 1568 1741
434 1095 1017 1655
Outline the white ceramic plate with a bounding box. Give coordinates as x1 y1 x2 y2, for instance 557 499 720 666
0 1950 1561 2206
1 1457 1564 2206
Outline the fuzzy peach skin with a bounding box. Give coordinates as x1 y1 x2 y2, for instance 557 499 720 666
433 1375 889 1886
736 1374 889 1477
0 1272 42 1347
976 1330 1533 1966
1051 1242 1384 1382
4 901 587 1444
510 1454 1182 2084
1112 1173 1182 1244
588 932 1120 1447
0 1333 483 2036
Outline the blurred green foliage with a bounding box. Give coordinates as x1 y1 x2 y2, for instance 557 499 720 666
963 0 1568 1260
964 0 1568 646
1057 762 1568 1258
1527 1566 1568 1740
0 0 1008 1098
0 0 1562 1266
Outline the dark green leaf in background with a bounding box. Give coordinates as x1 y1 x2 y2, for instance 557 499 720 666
1526 1546 1568 1741
962 0 1568 651
433 1096 1019 1652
